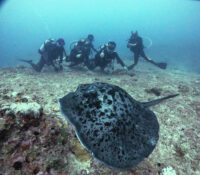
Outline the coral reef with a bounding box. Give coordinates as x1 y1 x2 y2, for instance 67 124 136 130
0 104 71 175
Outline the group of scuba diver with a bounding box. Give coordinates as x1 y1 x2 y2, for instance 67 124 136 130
20 31 167 73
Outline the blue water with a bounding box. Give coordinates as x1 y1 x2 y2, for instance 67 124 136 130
0 0 200 73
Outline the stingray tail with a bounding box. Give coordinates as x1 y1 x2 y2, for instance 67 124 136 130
142 94 179 107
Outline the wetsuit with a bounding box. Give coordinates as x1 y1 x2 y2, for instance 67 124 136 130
127 34 167 70
68 39 97 67
86 45 125 71
127 36 154 70
30 41 66 72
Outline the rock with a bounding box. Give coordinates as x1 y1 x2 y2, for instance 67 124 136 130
178 84 189 93
145 88 162 96
7 102 43 118
161 166 176 175
11 92 19 98
71 139 92 162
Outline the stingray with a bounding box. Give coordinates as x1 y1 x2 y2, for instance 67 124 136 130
59 82 178 170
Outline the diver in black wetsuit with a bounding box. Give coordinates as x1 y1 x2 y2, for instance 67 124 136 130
20 38 67 72
127 31 167 70
67 34 97 67
86 41 128 73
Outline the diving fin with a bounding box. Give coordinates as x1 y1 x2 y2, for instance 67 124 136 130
156 62 167 69
128 64 135 70
142 94 179 107
19 59 33 64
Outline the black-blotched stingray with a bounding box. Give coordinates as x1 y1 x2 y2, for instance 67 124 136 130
59 82 178 170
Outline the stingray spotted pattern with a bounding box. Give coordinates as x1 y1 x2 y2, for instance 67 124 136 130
59 82 178 170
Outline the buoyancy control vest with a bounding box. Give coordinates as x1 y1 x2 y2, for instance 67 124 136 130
39 39 57 53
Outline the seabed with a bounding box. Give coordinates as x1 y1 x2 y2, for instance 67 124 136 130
0 61 199 175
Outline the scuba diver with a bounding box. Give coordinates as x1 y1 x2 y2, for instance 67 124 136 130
67 34 97 67
20 38 67 72
86 41 128 73
127 31 167 70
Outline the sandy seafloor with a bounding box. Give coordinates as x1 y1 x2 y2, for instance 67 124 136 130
0 61 200 175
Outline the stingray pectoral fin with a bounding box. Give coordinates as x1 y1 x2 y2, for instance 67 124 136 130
142 94 179 107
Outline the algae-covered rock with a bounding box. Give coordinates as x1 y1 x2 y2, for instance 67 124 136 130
0 105 71 175
71 138 92 162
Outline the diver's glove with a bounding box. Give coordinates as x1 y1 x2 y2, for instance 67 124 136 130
123 66 128 71
76 54 82 58
100 52 105 58
62 56 67 61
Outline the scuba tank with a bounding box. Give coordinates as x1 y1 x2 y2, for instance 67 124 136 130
39 38 56 53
